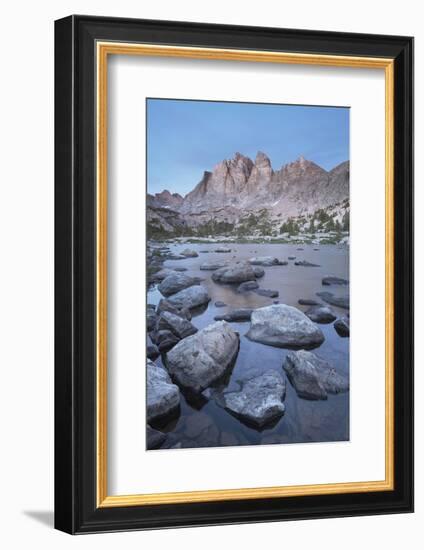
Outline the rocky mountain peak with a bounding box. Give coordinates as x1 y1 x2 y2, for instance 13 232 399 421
255 151 271 166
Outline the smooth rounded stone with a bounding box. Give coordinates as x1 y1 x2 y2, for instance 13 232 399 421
313 248 320 251
167 285 211 310
283 350 349 400
219 370 286 428
156 298 191 320
157 311 198 340
155 330 180 353
252 266 265 278
166 321 240 394
151 268 175 281
174 266 188 272
316 291 349 310
255 289 279 298
180 248 198 257
158 272 200 297
214 301 227 308
305 305 337 324
246 304 325 349
147 360 180 423
147 309 157 331
146 425 167 450
334 317 350 337
214 308 253 322
248 256 287 266
294 260 320 267
298 298 321 306
215 247 232 253
199 250 209 253
212 263 258 284
199 261 227 271
322 276 349 286
288 256 296 260
147 343 160 360
296 247 304 251
237 280 259 292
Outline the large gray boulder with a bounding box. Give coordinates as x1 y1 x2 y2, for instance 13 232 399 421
147 361 180 423
166 321 240 393
248 256 287 266
157 311 198 339
246 304 325 348
219 370 286 428
167 285 211 310
150 268 175 282
212 263 259 284
283 350 349 400
158 272 200 297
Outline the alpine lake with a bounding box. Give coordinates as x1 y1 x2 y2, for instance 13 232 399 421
147 240 350 450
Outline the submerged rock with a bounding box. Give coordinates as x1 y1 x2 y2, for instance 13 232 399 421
246 304 325 348
249 256 287 266
157 311 198 340
146 425 167 450
214 301 227 308
214 308 253 322
219 370 286 428
283 350 349 400
298 298 321 306
166 321 240 394
288 256 296 260
147 361 180 423
316 291 349 309
180 248 198 257
334 317 350 337
237 280 259 292
305 305 337 324
215 247 232 253
255 289 279 298
158 272 200 297
294 260 320 267
212 263 259 284
322 276 349 286
167 285 211 310
200 261 227 271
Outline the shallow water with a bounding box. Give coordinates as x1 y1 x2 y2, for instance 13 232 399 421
148 242 349 449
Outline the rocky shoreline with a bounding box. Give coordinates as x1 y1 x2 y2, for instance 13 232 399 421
146 240 350 450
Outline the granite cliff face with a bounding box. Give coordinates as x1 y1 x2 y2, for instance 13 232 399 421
148 152 349 237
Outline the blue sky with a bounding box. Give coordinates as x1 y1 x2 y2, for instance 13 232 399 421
147 98 349 197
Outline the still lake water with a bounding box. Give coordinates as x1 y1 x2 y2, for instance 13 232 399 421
148 242 349 449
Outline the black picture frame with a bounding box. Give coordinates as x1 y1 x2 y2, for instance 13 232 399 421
55 14 414 534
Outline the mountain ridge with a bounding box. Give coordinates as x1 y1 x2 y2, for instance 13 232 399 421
147 152 349 238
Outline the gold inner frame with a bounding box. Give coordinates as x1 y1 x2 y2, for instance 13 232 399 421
96 42 395 508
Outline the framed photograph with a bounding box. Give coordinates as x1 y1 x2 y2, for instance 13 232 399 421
54 15 414 534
